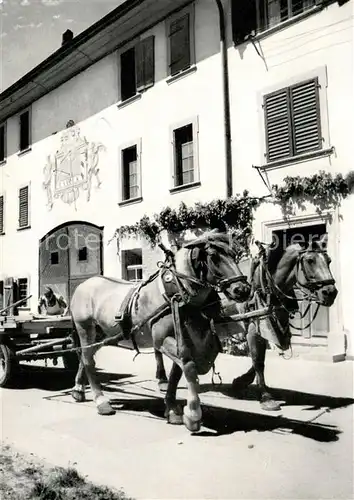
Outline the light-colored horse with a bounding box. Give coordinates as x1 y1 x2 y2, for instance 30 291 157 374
232 234 338 410
70 231 251 431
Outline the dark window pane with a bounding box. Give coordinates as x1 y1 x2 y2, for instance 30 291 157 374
174 124 194 186
121 48 136 101
20 111 30 151
78 247 88 261
0 125 5 162
50 252 59 265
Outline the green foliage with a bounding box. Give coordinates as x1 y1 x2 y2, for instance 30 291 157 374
112 170 354 251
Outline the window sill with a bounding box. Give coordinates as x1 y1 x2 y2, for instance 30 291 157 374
0 232 5 236
17 225 31 232
118 196 143 207
0 159 6 167
256 147 334 171
170 181 201 194
18 147 32 157
117 93 142 109
166 65 197 85
239 5 323 45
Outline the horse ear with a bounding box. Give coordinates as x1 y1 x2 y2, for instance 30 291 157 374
318 233 328 251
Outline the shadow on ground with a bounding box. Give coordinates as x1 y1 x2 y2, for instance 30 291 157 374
9 364 134 391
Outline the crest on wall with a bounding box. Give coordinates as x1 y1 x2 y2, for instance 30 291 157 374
43 120 106 210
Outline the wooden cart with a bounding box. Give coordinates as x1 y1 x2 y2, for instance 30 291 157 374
0 296 79 387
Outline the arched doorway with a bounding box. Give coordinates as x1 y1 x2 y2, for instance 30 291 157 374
39 221 103 306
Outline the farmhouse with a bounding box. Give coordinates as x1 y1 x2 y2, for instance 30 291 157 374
0 0 353 361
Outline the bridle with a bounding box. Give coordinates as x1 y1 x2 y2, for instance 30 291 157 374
254 241 335 331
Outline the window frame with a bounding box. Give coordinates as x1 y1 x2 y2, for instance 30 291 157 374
17 183 31 231
258 66 332 169
170 116 200 192
166 4 196 82
255 0 318 34
121 248 143 282
15 275 31 311
118 138 143 205
18 107 32 154
117 33 155 106
0 121 7 164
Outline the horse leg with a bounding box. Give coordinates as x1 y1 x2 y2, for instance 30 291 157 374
232 323 256 392
182 358 202 432
73 322 115 416
154 349 168 392
72 359 88 402
247 324 281 411
164 362 183 425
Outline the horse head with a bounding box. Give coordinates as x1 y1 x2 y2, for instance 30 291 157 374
295 234 338 306
274 234 338 307
183 230 252 302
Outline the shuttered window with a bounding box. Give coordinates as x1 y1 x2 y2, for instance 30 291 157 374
0 123 6 163
169 14 191 76
18 186 29 228
136 36 155 92
120 36 155 101
0 195 4 234
20 110 31 151
264 78 322 162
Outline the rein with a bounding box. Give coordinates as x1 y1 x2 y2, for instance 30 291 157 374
255 242 329 332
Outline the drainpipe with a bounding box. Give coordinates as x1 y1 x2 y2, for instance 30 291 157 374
215 0 233 198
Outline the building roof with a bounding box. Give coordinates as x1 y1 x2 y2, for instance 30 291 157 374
0 0 191 122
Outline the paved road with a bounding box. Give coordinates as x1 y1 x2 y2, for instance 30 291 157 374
1 348 353 499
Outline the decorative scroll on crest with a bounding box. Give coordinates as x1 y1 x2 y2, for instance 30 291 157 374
43 121 106 210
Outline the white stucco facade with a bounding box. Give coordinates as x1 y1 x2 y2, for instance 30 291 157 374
227 0 354 359
0 0 353 359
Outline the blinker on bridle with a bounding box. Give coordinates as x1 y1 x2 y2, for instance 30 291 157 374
296 249 335 291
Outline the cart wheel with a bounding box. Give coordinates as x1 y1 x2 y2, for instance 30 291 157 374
0 344 17 388
62 352 80 372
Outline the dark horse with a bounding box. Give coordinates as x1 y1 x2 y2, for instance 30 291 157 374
70 231 251 431
231 233 338 410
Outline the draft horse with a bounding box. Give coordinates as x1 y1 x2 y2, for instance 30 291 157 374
70 231 251 431
232 233 338 410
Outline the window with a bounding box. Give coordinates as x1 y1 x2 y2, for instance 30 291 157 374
121 144 141 201
18 185 30 229
78 247 88 262
171 119 199 189
50 251 59 265
167 8 195 77
18 278 29 307
19 109 31 152
0 195 4 234
232 0 318 43
263 78 322 163
0 123 6 163
0 281 3 309
120 36 155 101
257 0 317 32
122 249 143 282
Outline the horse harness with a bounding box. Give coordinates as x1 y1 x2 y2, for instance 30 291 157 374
114 244 244 358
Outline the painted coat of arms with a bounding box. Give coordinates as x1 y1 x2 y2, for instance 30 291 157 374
43 121 106 210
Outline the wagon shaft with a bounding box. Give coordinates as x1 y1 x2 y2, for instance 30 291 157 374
229 306 270 322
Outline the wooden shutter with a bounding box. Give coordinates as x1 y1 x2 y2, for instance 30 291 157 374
290 78 322 155
231 0 257 44
264 89 293 162
0 195 4 234
169 14 190 76
19 186 29 228
136 36 155 92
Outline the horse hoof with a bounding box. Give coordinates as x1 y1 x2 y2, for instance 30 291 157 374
158 380 168 393
166 410 183 425
183 414 202 433
97 401 116 416
260 399 282 411
72 390 85 403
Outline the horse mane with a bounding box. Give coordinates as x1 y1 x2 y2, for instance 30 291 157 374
184 231 236 257
266 243 301 276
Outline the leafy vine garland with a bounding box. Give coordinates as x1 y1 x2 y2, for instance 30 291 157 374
112 170 354 252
